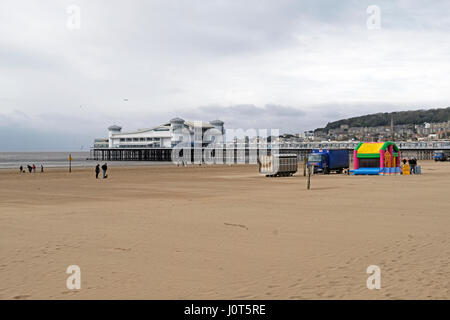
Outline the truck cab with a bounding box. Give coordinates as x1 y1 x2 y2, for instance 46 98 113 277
434 152 444 161
434 151 446 161
307 149 349 174
307 153 327 173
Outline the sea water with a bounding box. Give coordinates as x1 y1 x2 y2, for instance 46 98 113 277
0 152 173 169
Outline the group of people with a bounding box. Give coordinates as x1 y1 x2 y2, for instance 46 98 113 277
19 164 43 173
19 162 110 178
95 163 108 179
402 158 419 174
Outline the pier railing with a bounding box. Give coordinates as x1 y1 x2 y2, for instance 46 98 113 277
90 140 450 162
93 140 450 151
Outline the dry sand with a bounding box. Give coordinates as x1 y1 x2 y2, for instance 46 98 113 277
1 161 450 299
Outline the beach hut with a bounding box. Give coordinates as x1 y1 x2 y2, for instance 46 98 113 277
352 141 401 175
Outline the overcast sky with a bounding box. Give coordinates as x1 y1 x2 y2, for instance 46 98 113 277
1 0 450 150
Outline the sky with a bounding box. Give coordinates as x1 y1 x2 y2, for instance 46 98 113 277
1 0 450 150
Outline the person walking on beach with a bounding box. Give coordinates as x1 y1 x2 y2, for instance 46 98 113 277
95 164 100 179
408 158 417 174
32 164 36 173
101 163 108 179
411 158 417 174
19 165 23 173
40 164 44 173
27 165 32 173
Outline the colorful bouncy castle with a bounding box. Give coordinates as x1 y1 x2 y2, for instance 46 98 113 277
352 141 402 175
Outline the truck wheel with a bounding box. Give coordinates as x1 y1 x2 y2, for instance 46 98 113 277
323 168 330 174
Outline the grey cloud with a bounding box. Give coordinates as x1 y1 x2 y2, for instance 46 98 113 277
178 104 309 133
0 111 106 150
194 104 305 118
0 125 93 151
1 1 450 150
0 47 59 71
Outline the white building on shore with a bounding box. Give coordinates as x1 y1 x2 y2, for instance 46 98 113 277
94 118 225 149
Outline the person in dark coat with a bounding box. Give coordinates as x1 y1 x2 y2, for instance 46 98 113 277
95 164 100 179
27 165 32 173
20 165 23 173
408 158 413 174
410 158 417 174
101 163 108 179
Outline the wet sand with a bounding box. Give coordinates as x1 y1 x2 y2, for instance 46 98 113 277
1 161 450 299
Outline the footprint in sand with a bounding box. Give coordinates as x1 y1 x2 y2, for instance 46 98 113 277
110 247 131 252
224 222 248 230
61 290 78 295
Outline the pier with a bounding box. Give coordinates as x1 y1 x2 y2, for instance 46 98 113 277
91 141 450 162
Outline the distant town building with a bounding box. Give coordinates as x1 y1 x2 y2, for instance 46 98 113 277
310 120 450 142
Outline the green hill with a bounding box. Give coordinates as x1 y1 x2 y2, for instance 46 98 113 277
320 107 450 132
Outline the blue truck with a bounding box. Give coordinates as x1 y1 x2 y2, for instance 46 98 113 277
434 150 450 161
307 149 349 174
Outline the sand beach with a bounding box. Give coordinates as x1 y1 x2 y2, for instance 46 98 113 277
1 161 450 299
